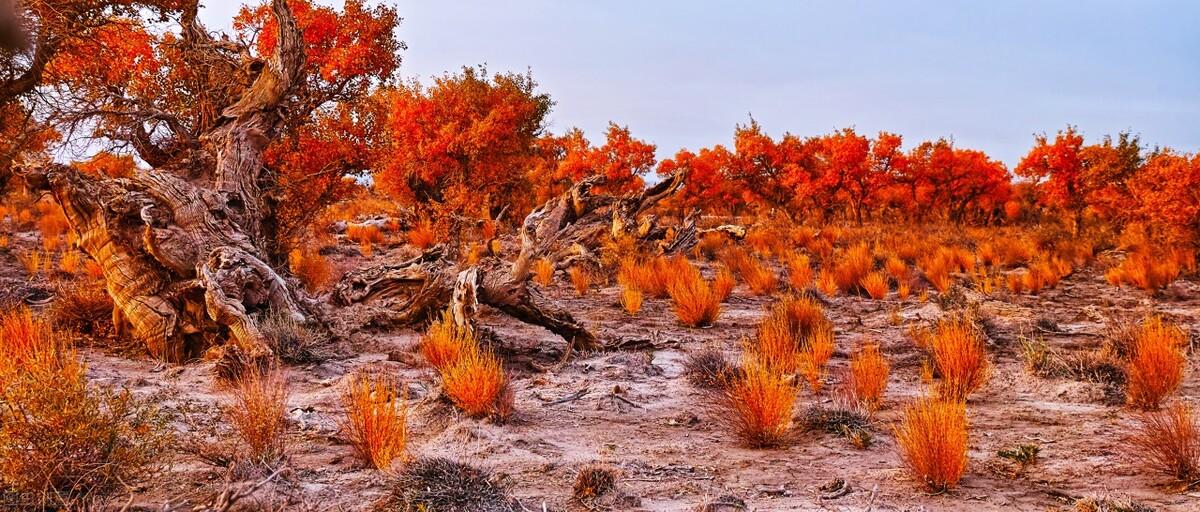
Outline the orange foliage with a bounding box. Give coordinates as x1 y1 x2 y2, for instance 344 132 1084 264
620 287 643 316
407 218 437 249
785 253 813 290
895 397 968 492
289 248 333 292
439 345 510 419
860 271 889 300
226 368 290 464
712 268 737 302
797 328 834 392
419 311 475 372
667 263 722 328
532 259 555 286
1126 317 1187 410
568 266 591 296
926 317 990 401
833 244 873 293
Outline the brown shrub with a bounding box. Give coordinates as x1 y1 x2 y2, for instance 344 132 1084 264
573 464 618 501
226 367 290 466
894 397 968 492
389 457 515 512
341 371 408 471
1130 402 1199 484
683 346 735 389
47 281 113 335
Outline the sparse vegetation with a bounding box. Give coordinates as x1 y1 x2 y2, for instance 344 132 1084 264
895 397 969 492
341 371 409 471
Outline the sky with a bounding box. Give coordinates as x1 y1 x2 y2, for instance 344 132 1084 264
200 0 1200 167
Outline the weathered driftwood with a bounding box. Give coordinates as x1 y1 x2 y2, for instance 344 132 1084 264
333 172 698 351
20 0 309 362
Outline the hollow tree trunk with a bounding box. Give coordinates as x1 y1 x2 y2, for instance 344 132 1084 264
333 171 709 351
20 0 309 363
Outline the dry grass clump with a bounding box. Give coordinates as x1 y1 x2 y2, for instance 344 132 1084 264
695 232 727 260
573 464 618 501
618 255 678 298
1129 402 1199 485
1108 251 1183 292
860 271 889 300
389 457 515 512
420 311 476 371
797 328 835 392
712 267 736 302
785 252 813 290
226 366 290 466
440 345 511 419
260 308 332 363
924 316 990 401
667 261 722 328
407 218 438 249
833 243 873 293
816 269 839 296
894 397 968 492
885 256 907 280
619 286 643 316
341 371 408 471
288 247 333 292
1126 316 1187 410
849 342 890 411
747 295 834 390
722 247 777 295
17 249 44 275
59 250 84 274
683 346 736 388
0 308 171 508
532 258 555 286
722 359 796 448
568 266 592 296
801 403 873 448
347 223 383 254
47 280 113 335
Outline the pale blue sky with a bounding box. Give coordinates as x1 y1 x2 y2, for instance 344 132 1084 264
200 1 1199 166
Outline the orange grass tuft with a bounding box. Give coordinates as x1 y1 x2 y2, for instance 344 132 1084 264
407 218 437 249
741 258 779 296
785 253 813 290
894 397 968 492
620 286 643 316
59 250 83 274
850 342 890 411
226 367 290 465
420 311 476 371
1130 402 1199 483
439 345 510 419
722 359 796 447
926 317 990 401
341 371 408 471
797 328 834 392
289 248 333 292
1126 316 1187 410
712 267 737 302
532 258 555 286
667 263 722 327
833 244 873 293
568 266 592 296
860 271 889 300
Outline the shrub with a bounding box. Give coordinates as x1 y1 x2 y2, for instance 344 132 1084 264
834 244 873 293
897 281 912 300
801 403 873 448
347 223 383 245
1130 402 1199 483
390 457 515 512
532 258 555 286
407 218 438 249
618 256 677 298
816 269 839 296
723 360 796 448
573 464 618 501
894 397 968 492
568 266 591 296
860 271 889 300
420 311 476 371
667 263 722 328
341 371 408 471
850 342 890 411
260 308 332 364
712 267 737 302
226 367 289 466
439 345 511 419
0 309 170 508
696 232 726 260
797 328 835 392
927 316 990 401
47 281 113 335
289 247 334 292
1126 316 1187 410
786 253 813 290
620 286 642 316
885 256 907 280
59 250 83 274
683 346 735 388
741 258 778 296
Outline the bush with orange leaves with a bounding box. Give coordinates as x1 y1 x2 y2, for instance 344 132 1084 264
1107 251 1183 292
785 253 813 291
1126 316 1187 410
341 371 408 471
833 244 873 294
620 286 643 316
850 342 890 411
226 366 290 465
0 308 171 508
712 268 736 302
747 295 834 389
667 262 722 327
924 316 990 401
407 217 438 249
894 397 968 492
420 311 476 371
439 344 511 419
722 359 796 447
721 247 777 296
1130 402 1199 484
289 247 334 292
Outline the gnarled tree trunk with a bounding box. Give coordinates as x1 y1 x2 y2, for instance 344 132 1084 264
20 0 309 363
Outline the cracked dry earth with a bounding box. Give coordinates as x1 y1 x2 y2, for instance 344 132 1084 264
7 234 1198 511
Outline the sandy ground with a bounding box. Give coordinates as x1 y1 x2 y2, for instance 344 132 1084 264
4 232 1199 511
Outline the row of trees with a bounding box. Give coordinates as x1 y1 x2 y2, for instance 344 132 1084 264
3 0 1197 249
